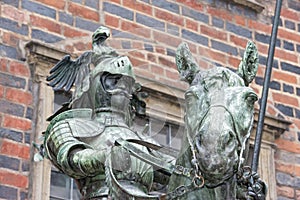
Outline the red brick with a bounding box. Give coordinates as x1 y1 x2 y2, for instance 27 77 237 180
272 92 298 107
274 48 298 63
147 53 157 63
199 46 227 65
153 31 181 48
5 88 32 105
36 0 65 9
278 28 300 43
0 58 9 72
256 65 265 77
207 7 233 21
176 0 203 11
121 20 151 38
9 61 30 77
230 35 248 48
155 45 166 54
275 139 300 154
272 70 297 84
277 185 295 198
256 43 268 55
2 5 26 22
132 41 144 50
234 15 246 26
198 60 210 70
2 32 19 47
30 15 61 34
185 19 198 32
123 0 152 15
63 26 89 38
228 57 240 69
201 25 227 41
248 20 271 34
3 115 32 131
281 8 300 21
68 2 99 21
109 0 121 4
276 162 295 175
266 104 277 116
0 139 30 159
107 40 122 50
186 42 197 54
0 170 28 188
0 86 4 98
128 51 145 60
128 56 148 68
159 57 175 69
296 190 300 200
292 118 300 130
105 14 120 28
74 41 91 52
155 8 184 26
295 165 300 177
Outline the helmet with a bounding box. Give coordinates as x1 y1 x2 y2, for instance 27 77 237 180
91 55 135 80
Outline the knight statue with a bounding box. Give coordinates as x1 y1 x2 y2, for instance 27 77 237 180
41 26 171 199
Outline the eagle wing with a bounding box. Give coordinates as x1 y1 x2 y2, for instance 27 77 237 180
46 51 92 92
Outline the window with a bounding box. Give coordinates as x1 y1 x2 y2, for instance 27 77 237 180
50 169 81 200
134 116 183 150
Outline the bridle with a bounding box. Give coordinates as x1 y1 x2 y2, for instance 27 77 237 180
186 103 251 188
111 104 252 199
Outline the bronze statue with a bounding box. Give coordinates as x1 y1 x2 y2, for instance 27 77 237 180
42 26 168 199
35 26 266 199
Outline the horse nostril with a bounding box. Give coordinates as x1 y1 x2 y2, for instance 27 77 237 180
227 132 233 145
221 131 235 149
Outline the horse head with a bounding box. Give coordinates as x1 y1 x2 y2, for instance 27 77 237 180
185 68 258 186
170 41 258 198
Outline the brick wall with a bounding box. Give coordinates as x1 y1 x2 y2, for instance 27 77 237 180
0 0 300 199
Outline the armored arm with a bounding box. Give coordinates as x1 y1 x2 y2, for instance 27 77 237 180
45 120 106 179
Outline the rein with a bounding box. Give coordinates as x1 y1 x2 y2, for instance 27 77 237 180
114 138 205 199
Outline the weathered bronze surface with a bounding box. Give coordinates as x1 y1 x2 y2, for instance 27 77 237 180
168 41 266 199
36 26 266 199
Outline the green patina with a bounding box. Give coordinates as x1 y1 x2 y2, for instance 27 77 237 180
34 26 266 200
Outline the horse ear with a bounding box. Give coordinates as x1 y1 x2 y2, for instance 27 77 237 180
237 41 259 86
176 42 199 85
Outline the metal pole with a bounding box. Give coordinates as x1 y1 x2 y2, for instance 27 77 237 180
251 0 282 172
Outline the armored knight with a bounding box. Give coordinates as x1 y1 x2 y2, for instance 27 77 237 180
43 27 162 199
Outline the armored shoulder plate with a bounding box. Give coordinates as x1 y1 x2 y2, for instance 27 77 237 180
46 108 105 138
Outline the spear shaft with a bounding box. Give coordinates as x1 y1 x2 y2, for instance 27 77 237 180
251 0 282 172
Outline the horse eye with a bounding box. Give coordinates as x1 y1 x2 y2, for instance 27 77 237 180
246 93 258 105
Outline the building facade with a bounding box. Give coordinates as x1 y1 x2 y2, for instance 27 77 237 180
0 0 299 199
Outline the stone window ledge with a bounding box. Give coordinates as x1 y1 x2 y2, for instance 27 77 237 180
232 0 265 12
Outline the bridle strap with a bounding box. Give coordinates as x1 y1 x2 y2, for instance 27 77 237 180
114 138 192 178
186 104 244 186
114 138 205 199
